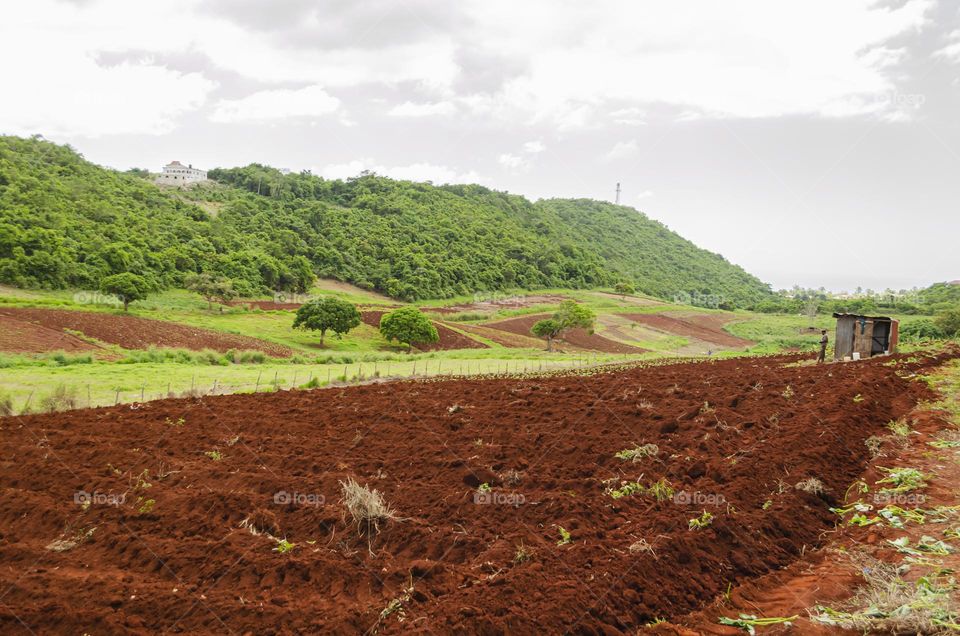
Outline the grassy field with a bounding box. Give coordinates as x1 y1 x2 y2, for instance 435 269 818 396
0 283 947 415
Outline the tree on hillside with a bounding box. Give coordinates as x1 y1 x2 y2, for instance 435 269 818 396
614 281 636 299
186 273 237 310
531 300 595 351
934 308 960 338
100 273 149 311
293 297 361 346
379 307 439 351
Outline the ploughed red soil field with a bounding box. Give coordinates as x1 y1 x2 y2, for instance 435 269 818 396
486 313 648 353
0 307 293 357
1 350 952 634
623 312 753 349
360 310 487 351
0 314 102 354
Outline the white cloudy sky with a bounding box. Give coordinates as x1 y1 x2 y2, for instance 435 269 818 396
3 0 959 291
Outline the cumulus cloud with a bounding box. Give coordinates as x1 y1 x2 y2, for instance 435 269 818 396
317 159 482 184
605 140 639 161
387 101 456 117
210 85 340 123
934 29 960 62
523 140 546 153
498 153 530 173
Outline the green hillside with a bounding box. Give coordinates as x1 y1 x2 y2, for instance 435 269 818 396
0 135 771 305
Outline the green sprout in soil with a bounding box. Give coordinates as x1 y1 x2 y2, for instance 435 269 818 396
165 416 185 427
205 450 224 461
137 498 156 515
609 481 645 499
614 443 659 462
647 478 675 502
513 542 533 564
844 479 869 503
688 511 714 531
718 613 797 634
762 500 772 510
477 483 491 494
887 417 912 437
556 526 572 546
853 394 865 403
273 538 296 554
876 466 928 493
781 385 794 399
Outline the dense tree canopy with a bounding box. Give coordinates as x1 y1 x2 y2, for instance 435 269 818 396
292 297 361 346
379 308 439 350
99 272 148 311
1 135 776 306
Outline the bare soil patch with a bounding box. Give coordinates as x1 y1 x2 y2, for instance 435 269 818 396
0 314 102 354
0 351 951 633
486 313 648 353
0 307 292 357
623 312 753 349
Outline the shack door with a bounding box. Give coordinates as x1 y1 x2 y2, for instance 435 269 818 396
853 318 874 359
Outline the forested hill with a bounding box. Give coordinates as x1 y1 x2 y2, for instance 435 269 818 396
0 135 772 305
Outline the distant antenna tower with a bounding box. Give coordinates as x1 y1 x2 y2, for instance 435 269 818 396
615 182 621 204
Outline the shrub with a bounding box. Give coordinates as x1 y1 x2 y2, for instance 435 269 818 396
379 308 439 350
40 384 79 413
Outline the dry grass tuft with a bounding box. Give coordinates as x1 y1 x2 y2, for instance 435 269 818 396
340 477 398 536
795 477 826 495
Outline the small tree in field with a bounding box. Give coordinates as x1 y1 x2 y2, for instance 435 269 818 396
379 307 439 351
99 273 149 311
186 273 237 310
614 282 636 299
293 297 361 346
531 300 595 351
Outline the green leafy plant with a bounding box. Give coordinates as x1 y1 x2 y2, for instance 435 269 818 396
204 450 224 461
273 538 296 554
556 526 572 546
718 614 797 635
614 444 659 462
688 511 714 530
876 466 928 493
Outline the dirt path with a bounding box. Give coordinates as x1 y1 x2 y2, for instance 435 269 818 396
0 350 953 634
0 307 293 357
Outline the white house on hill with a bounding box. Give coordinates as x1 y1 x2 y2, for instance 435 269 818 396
155 160 207 186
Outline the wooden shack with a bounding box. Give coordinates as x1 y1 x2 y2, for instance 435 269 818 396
832 313 899 361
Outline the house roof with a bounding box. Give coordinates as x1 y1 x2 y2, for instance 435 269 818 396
166 160 184 166
832 313 896 321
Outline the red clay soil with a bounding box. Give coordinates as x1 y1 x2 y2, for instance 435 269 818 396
448 321 547 349
623 312 753 349
0 314 102 354
0 307 292 357
651 361 960 635
2 351 952 634
360 310 487 351
486 313 648 353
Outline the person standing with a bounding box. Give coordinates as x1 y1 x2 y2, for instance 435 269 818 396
817 329 829 363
